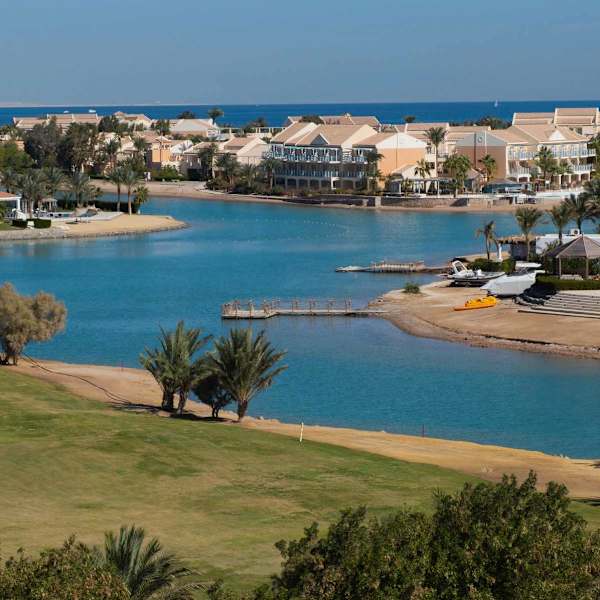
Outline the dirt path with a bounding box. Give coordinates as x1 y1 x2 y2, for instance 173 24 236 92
10 358 600 500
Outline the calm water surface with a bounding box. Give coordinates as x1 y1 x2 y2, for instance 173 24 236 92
1 198 599 458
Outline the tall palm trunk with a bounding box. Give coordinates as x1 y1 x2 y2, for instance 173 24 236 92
162 390 174 412
127 190 132 215
237 396 250 422
116 184 121 212
177 391 187 415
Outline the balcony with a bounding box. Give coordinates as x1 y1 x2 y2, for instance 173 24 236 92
508 151 535 160
508 166 531 177
571 164 593 173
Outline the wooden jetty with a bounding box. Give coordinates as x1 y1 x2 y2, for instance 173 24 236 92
221 299 386 320
336 260 447 274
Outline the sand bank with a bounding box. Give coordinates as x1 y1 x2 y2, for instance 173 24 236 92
95 180 562 213
378 281 600 359
0 214 186 242
10 358 600 499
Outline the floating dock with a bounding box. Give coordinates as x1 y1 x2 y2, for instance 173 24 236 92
336 260 447 274
221 299 386 320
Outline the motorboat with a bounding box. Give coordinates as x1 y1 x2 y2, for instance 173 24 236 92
446 260 504 287
336 265 364 272
454 296 497 311
481 262 543 297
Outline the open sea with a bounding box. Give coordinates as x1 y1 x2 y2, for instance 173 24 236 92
2 100 600 128
2 197 600 458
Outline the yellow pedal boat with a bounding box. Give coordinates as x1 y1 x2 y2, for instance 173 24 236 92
454 296 497 311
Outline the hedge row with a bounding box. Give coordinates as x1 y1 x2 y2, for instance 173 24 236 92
535 274 600 291
12 219 52 229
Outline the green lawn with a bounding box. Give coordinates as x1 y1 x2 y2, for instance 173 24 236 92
0 222 15 230
1 369 599 591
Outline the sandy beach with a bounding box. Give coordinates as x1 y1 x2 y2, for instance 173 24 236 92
95 180 563 213
379 281 600 359
0 214 186 241
10 358 600 500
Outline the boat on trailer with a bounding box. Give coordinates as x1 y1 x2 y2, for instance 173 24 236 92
446 260 504 287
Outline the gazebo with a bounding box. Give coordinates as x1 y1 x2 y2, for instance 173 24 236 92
547 235 600 278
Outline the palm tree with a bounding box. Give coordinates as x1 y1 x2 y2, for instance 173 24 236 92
216 154 239 188
101 525 201 599
20 170 48 215
415 159 431 194
478 154 497 182
122 168 139 215
133 184 149 210
208 107 224 124
365 151 383 192
549 202 573 244
42 166 65 199
204 328 287 422
133 136 147 168
199 143 218 180
68 172 94 208
563 193 592 233
239 164 258 188
515 206 545 260
260 157 282 189
425 126 447 176
139 340 177 411
104 138 121 170
0 167 20 194
444 153 471 198
108 166 125 212
476 220 497 260
588 134 600 168
535 146 557 188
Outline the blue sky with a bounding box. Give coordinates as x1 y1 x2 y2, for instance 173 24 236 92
1 0 599 104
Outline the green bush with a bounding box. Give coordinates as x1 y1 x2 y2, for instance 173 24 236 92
150 166 182 181
11 219 28 229
535 274 600 292
404 282 420 294
33 218 51 229
468 258 515 273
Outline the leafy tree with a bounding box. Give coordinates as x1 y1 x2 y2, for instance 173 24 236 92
476 220 497 260
58 123 99 172
0 283 66 365
515 206 545 259
208 107 224 124
0 166 21 193
299 115 323 124
246 473 600 600
403 115 416 123
193 372 232 418
425 126 447 176
535 146 558 188
23 118 62 167
99 115 128 135
478 154 497 181
101 525 201 599
0 141 33 173
203 328 287 421
216 154 240 188
364 150 383 192
42 166 65 198
177 110 196 119
443 153 471 197
550 201 573 243
563 193 593 233
0 537 129 599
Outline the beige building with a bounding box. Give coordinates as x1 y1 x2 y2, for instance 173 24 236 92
283 114 380 128
455 124 595 187
146 137 193 171
169 118 220 138
268 122 426 190
512 107 600 137
13 113 101 131
113 111 153 129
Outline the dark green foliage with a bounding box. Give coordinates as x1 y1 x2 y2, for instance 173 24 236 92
177 110 196 119
23 119 62 167
193 372 232 418
535 274 600 292
404 282 421 294
12 219 28 228
57 123 99 171
0 537 130 599
299 115 324 124
0 141 33 172
151 166 182 181
33 218 51 229
229 473 600 600
468 258 515 273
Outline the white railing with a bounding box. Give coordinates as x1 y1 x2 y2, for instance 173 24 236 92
509 166 531 176
508 151 535 160
571 164 593 173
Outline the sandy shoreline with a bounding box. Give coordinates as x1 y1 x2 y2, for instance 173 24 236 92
378 281 600 360
0 214 187 242
9 358 600 499
95 180 560 213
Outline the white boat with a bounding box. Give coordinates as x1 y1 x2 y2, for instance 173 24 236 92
446 260 504 287
336 265 364 272
482 263 543 297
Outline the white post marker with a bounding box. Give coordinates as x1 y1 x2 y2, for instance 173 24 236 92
299 422 304 443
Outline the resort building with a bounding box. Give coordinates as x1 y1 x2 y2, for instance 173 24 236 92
13 113 101 131
283 114 381 128
180 136 268 177
113 111 153 129
512 107 600 137
455 124 595 187
146 137 193 171
0 191 21 213
169 118 220 139
267 122 426 190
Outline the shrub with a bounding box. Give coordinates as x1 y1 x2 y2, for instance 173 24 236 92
269 186 285 196
33 218 51 229
468 257 515 273
535 274 600 292
404 282 420 294
11 219 28 229
150 166 182 181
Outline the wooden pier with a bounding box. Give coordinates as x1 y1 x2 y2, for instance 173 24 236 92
221 299 386 320
336 260 447 274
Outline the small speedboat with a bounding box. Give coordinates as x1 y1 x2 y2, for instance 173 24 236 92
454 296 497 311
481 263 543 297
336 265 364 272
446 260 504 287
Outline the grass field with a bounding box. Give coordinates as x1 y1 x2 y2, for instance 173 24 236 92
1 368 599 591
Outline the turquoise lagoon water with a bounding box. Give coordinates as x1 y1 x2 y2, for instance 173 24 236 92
1 198 599 458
